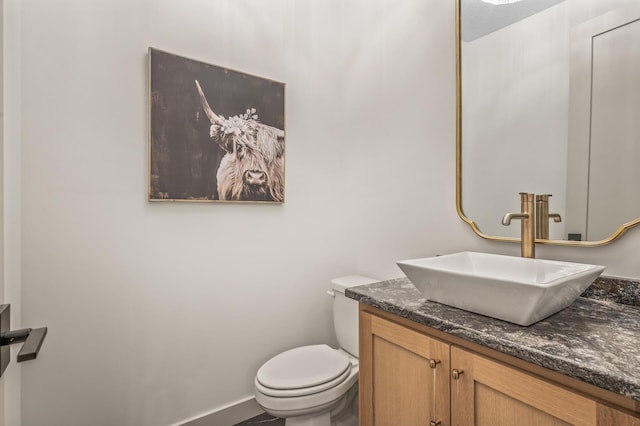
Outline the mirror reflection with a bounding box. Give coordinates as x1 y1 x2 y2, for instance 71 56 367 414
459 0 640 243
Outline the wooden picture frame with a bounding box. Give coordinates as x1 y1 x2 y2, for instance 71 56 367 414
148 48 285 203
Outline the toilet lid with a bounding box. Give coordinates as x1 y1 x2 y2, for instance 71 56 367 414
256 344 351 390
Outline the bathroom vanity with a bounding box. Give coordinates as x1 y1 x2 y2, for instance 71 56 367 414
390 1 640 423
347 278 640 425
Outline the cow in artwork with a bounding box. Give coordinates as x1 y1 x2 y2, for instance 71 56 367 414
195 80 285 202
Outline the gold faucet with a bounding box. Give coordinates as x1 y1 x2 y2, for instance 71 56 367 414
535 194 562 240
502 193 535 258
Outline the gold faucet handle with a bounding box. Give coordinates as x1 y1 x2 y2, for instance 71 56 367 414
549 213 562 223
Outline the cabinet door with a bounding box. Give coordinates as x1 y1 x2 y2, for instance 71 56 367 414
597 405 640 426
359 312 450 426
451 346 599 426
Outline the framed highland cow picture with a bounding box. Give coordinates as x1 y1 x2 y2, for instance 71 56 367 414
148 48 285 202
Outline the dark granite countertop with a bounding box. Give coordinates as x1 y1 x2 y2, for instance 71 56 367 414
346 277 640 402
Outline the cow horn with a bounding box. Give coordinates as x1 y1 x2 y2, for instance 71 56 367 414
194 80 223 125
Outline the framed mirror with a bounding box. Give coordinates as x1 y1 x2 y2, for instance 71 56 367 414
456 0 640 246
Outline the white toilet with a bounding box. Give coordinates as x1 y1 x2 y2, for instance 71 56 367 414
254 275 377 426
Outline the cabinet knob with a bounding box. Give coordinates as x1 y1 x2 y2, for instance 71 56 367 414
429 359 441 369
452 369 464 380
430 421 442 426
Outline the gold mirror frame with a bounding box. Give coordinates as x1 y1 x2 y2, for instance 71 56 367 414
454 0 640 248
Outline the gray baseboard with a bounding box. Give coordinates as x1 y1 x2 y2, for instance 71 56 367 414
178 396 263 426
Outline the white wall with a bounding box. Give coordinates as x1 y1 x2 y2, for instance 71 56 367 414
5 1 640 426
7 1 467 425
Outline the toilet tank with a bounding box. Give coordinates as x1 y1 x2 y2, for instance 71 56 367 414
330 275 378 358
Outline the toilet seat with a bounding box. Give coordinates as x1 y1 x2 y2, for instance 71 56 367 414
254 352 359 417
256 344 352 397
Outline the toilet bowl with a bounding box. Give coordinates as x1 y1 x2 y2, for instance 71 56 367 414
253 275 377 426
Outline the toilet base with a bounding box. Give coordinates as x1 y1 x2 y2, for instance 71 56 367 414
265 385 358 426
285 411 330 426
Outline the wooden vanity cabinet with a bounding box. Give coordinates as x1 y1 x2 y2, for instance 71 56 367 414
359 308 450 426
359 306 640 426
450 347 640 426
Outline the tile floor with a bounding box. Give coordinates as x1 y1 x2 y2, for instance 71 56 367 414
233 412 285 425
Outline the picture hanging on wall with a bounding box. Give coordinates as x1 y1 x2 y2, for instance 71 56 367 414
148 48 285 203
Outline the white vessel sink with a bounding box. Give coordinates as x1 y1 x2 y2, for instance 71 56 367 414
397 252 605 326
